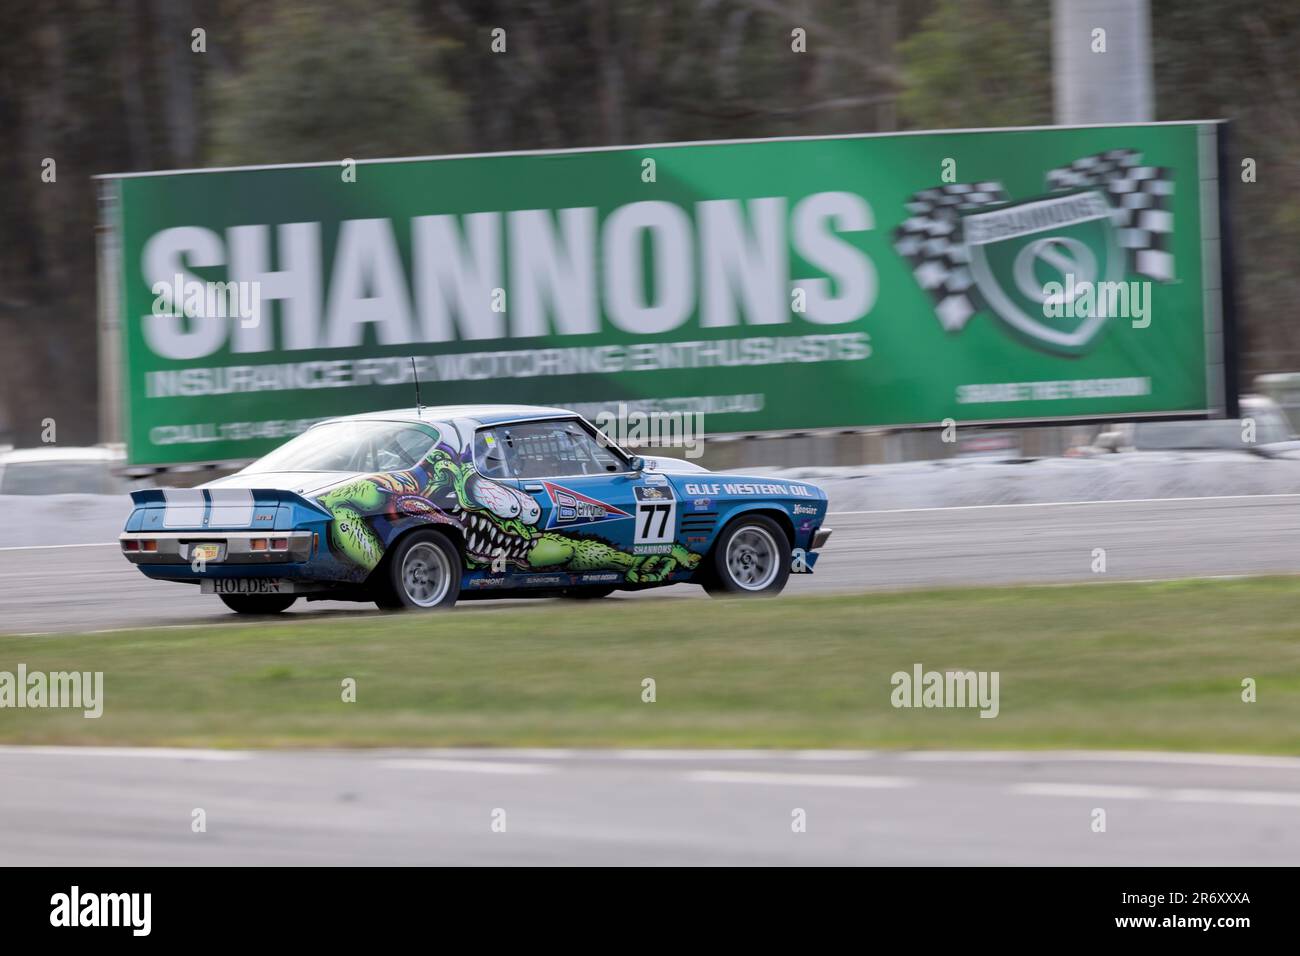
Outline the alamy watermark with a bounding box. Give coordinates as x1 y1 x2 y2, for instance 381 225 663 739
890 663 999 718
50 886 150 936
0 665 103 718
1043 273 1150 328
151 273 261 328
594 402 705 459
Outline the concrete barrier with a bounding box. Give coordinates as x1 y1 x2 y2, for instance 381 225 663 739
6 452 1300 547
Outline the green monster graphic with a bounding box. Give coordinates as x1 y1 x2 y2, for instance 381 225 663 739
317 441 699 584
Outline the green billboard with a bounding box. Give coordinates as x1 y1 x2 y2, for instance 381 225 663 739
102 121 1230 465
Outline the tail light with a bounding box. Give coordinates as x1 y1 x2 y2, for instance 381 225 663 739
140 540 158 552
122 540 140 552
271 538 289 551
250 538 268 551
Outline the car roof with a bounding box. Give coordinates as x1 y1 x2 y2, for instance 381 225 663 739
321 404 580 428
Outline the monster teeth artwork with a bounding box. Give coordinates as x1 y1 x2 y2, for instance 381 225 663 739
317 434 700 584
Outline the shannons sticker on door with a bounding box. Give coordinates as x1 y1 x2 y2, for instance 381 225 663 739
633 484 677 555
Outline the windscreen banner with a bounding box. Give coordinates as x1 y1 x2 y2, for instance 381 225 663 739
104 121 1229 465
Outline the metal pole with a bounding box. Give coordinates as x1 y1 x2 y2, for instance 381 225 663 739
1052 0 1154 124
95 178 123 447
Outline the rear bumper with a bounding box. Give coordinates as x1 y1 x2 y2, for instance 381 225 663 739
119 530 314 565
812 527 832 550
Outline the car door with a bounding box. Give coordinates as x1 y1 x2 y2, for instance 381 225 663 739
479 419 675 583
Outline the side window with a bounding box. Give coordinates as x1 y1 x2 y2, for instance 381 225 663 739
474 428 512 479
476 420 626 479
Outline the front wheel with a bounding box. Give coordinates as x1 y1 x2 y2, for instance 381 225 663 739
378 529 461 610
703 515 791 597
218 593 297 615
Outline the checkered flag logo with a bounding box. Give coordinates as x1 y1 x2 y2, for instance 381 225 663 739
894 149 1175 335
893 182 1010 332
1045 149 1175 282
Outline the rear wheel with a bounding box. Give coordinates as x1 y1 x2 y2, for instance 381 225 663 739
379 530 461 610
218 593 297 615
703 515 791 597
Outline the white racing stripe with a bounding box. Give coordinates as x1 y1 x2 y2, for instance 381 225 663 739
688 770 913 789
207 488 255 527
162 487 205 528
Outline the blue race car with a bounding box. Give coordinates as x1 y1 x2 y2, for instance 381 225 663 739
120 405 832 614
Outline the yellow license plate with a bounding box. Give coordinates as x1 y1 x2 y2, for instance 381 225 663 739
191 543 221 562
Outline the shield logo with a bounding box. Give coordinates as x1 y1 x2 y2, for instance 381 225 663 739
963 190 1123 356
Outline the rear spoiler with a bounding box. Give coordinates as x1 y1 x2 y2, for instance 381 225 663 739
131 487 328 510
128 487 333 526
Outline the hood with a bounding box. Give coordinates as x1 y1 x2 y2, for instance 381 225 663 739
640 455 709 474
202 471 361 496
667 470 828 502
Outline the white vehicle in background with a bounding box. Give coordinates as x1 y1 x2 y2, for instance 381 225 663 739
0 445 136 495
1082 395 1300 457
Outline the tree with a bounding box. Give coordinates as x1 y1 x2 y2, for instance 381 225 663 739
209 0 465 165
898 0 1051 130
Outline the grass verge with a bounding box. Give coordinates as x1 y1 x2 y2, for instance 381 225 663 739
1 577 1297 752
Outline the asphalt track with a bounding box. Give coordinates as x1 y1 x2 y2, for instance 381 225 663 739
2 495 1300 635
1 746 1298 865
3 495 1300 866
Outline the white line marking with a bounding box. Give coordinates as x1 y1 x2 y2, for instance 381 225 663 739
0 542 116 552
385 748 583 761
902 750 1300 769
688 770 913 789
1171 788 1300 807
613 749 790 761
1011 783 1155 800
828 493 1300 518
3 494 1295 551
390 748 1300 768
0 745 250 761
1013 781 1300 807
790 750 879 761
380 758 555 775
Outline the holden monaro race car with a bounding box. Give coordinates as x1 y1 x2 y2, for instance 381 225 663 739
120 405 832 614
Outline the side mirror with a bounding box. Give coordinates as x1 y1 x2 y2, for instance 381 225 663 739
629 456 646 473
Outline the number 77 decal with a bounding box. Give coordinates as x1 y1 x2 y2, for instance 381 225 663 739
633 485 677 549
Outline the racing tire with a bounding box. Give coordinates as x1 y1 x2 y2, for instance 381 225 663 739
703 514 791 597
218 593 298 615
379 529 461 610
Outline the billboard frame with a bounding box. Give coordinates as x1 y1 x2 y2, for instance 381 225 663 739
95 119 1236 467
